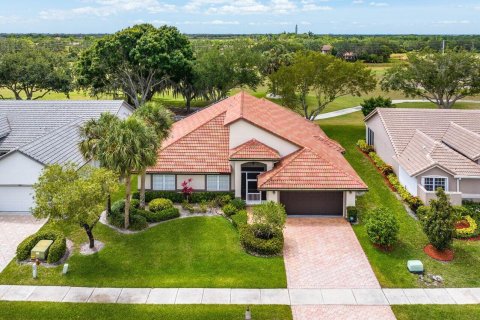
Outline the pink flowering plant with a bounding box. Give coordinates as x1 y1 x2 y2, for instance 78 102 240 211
181 178 193 201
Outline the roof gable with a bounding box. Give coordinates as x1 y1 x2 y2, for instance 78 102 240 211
230 139 280 160
442 122 480 161
0 115 10 139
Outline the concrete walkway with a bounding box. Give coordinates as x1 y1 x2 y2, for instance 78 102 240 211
1 285 479 305
315 99 480 120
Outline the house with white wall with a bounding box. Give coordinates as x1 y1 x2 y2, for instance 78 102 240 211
145 92 367 217
364 108 480 205
0 100 133 213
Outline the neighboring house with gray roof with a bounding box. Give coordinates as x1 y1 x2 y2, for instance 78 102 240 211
365 108 480 205
0 100 133 213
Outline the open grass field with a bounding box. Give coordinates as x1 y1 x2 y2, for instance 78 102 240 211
392 305 480 320
319 113 480 288
0 302 292 320
0 216 286 288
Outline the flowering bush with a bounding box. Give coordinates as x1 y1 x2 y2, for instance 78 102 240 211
181 179 193 200
455 215 478 239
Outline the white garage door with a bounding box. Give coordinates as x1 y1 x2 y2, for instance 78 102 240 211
0 186 34 212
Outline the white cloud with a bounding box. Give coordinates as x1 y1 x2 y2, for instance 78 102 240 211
352 0 364 4
369 2 388 7
186 0 302 15
40 0 176 20
302 4 332 11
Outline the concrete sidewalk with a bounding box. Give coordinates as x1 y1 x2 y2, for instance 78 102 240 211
1 285 479 305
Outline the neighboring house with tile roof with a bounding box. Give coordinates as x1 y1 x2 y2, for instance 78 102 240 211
365 108 480 205
0 100 133 212
146 92 367 216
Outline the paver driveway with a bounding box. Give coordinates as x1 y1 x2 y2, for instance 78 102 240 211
284 217 396 320
0 214 46 272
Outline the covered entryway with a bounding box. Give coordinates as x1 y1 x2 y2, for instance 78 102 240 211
280 191 343 216
0 186 34 213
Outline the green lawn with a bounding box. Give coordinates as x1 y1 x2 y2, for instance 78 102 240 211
0 302 292 320
0 216 286 288
319 113 480 288
393 305 480 320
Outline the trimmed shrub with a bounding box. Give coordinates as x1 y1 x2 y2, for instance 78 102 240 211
181 200 195 213
252 201 287 231
231 210 248 228
130 199 140 209
230 198 246 210
198 201 208 213
16 230 67 263
416 205 430 219
387 173 424 212
365 208 399 248
111 199 139 216
129 214 148 231
347 206 358 222
136 207 180 223
421 189 456 251
222 203 238 217
356 139 374 153
240 224 284 256
149 198 174 212
216 194 232 207
361 96 394 116
463 201 480 221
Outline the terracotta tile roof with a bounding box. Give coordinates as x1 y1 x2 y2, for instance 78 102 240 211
230 139 280 160
258 148 368 190
396 130 480 177
365 108 480 154
147 112 230 173
148 92 367 190
442 122 480 161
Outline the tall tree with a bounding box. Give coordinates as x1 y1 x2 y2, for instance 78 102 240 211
33 164 118 248
194 41 264 101
270 51 376 120
134 102 173 209
76 24 193 108
381 50 480 109
0 39 72 100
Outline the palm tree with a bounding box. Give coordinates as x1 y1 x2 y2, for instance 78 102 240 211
134 102 173 209
98 117 159 228
79 113 120 214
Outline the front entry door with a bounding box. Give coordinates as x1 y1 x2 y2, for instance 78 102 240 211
241 167 266 205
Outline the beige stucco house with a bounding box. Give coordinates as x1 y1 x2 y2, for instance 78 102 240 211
144 92 367 217
365 108 480 205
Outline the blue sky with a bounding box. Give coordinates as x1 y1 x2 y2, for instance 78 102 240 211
1 0 479 34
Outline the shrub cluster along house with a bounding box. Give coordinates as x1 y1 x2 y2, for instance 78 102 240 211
144 92 367 216
365 108 480 205
0 101 133 212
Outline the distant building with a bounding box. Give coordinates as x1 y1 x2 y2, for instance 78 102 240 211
321 45 332 54
343 51 356 61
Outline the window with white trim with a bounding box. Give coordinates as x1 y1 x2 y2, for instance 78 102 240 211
207 175 230 191
422 177 447 192
152 174 176 190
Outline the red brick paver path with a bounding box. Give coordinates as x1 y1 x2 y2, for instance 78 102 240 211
284 218 380 289
284 218 396 320
292 305 396 320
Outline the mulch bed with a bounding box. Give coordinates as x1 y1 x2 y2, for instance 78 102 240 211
456 234 480 241
356 147 396 192
424 244 454 261
373 243 394 252
455 220 470 229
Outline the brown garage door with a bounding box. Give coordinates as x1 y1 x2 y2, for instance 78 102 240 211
280 191 343 215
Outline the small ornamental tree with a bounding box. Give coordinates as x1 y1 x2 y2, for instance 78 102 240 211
365 208 399 248
422 188 456 251
360 96 394 116
181 178 193 200
33 164 119 248
251 201 287 238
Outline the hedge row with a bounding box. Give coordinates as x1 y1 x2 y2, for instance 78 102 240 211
133 191 235 204
136 207 180 223
368 151 394 175
17 230 67 264
387 174 423 212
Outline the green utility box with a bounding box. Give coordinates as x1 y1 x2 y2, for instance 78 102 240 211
407 260 424 274
31 240 54 260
